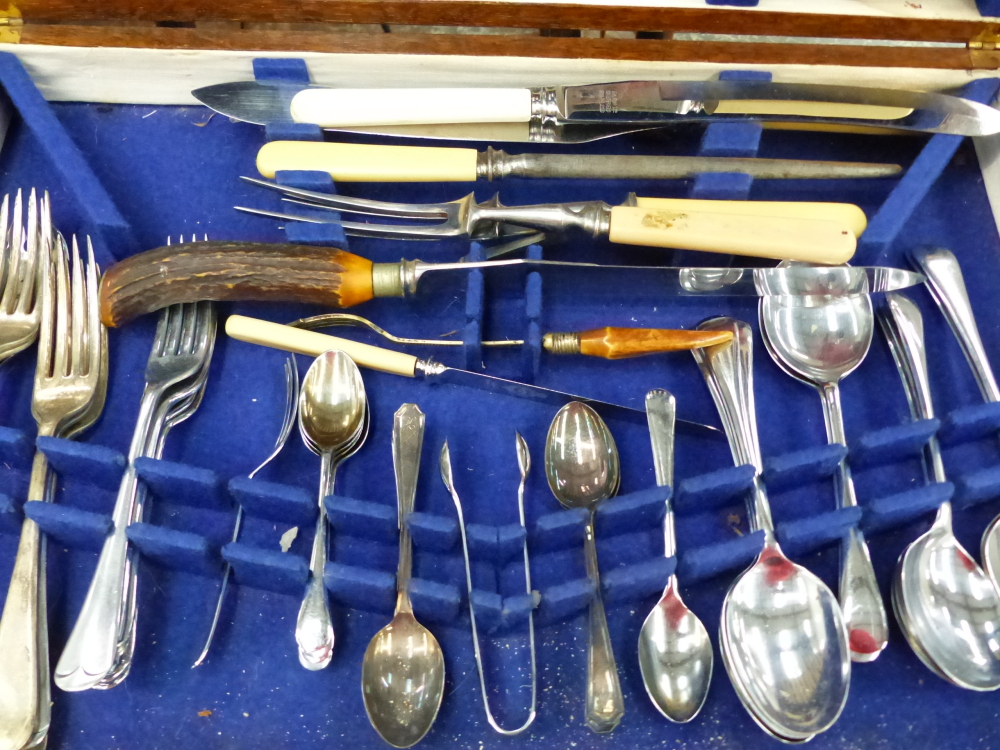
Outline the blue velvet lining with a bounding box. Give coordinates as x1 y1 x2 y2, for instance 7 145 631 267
0 51 997 748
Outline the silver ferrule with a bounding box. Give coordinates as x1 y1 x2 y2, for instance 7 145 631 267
414 358 447 378
372 260 423 298
529 86 561 125
542 331 581 355
476 146 526 181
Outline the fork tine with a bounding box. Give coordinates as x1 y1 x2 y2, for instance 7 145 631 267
34 228 54 381
233 206 460 239
69 236 85 375
161 304 185 356
85 237 102 379
179 302 200 355
240 176 453 219
2 189 24 314
0 194 10 296
18 194 40 316
51 233 71 378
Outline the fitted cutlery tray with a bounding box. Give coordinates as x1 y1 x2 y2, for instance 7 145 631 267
0 51 999 749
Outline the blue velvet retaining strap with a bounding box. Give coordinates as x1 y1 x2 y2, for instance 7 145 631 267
939 401 1000 445
36 436 125 491
23 500 111 551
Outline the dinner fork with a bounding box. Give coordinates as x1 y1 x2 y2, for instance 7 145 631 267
55 301 216 692
0 230 104 750
0 189 44 362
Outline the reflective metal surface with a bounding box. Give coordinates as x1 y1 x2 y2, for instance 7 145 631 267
760 267 888 662
362 404 445 749
638 390 713 723
296 350 367 670
545 402 624 733
693 318 851 741
879 293 1000 691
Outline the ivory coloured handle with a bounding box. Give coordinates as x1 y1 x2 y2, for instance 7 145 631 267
633 197 867 237
713 100 913 121
608 207 855 264
290 88 533 127
257 141 478 182
226 315 419 378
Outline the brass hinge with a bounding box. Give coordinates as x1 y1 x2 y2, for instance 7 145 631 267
969 26 1000 69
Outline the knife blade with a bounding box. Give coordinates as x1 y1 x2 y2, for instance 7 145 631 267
256 141 903 182
224 313 723 434
192 80 1000 138
97 240 925 328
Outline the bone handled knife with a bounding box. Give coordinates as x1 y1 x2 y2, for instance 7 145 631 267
256 141 903 182
192 79 1000 135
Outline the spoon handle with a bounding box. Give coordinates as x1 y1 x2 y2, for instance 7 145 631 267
393 404 425 614
819 384 888 662
693 317 775 537
583 513 625 734
910 247 1000 403
296 452 336 670
878 294 947 485
645 390 677 560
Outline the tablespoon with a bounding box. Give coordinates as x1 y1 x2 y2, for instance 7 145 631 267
906 247 1000 593
760 268 888 662
545 401 624 734
878 293 1000 690
362 404 445 748
693 317 850 741
295 350 367 670
638 389 712 723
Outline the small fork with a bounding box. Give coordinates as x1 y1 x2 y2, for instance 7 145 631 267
0 229 105 750
0 189 44 362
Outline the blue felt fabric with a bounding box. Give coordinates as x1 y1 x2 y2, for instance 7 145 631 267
0 54 997 749
36 436 125 491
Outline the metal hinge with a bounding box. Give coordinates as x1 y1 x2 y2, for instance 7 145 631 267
969 27 1000 69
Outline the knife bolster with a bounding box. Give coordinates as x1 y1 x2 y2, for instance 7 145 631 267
372 262 408 298
99 241 374 327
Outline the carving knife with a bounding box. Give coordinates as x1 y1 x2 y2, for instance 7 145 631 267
224 313 722 434
97 240 925 328
191 80 1000 139
256 141 903 182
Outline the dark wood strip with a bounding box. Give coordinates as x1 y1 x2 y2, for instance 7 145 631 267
18 24 978 69
15 2 997 43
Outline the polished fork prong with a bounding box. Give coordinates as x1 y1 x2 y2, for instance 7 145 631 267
51 235 70 380
17 190 40 317
34 232 55 383
85 238 101 379
2 189 24 315
160 302 185 358
69 237 85 376
234 206 463 240
241 175 455 219
0 193 11 294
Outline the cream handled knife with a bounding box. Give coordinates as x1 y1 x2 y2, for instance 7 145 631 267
192 79 1000 135
256 141 903 182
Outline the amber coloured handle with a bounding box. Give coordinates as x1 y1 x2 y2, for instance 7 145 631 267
99 241 374 327
543 327 733 359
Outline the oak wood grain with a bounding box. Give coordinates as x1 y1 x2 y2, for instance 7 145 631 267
99 241 373 327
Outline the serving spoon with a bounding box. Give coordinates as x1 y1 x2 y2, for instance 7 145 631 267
760 266 888 662
878 293 1000 690
362 404 445 748
296 350 368 670
545 401 624 734
638 389 713 723
693 317 851 741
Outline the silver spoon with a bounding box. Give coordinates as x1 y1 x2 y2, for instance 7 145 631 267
760 267 888 662
545 401 624 734
362 404 445 748
907 247 1000 593
638 389 713 723
878 293 1000 690
693 317 851 741
295 350 367 670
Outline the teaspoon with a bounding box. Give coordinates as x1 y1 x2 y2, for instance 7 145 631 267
296 350 367 670
362 404 445 748
694 317 851 741
638 389 713 723
545 401 624 734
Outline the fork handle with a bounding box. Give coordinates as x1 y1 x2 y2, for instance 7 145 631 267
0 451 50 750
99 241 373 327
